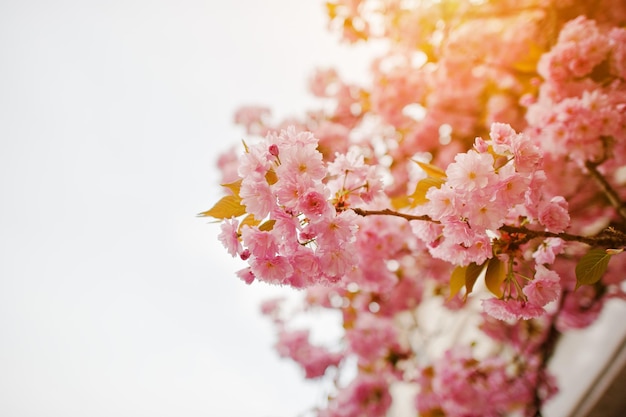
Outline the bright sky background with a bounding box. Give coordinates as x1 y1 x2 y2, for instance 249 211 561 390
0 1 377 416
2 1 626 417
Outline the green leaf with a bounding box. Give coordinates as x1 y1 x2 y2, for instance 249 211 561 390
575 248 614 289
464 261 486 300
410 177 446 207
198 195 246 219
448 265 467 300
484 257 506 298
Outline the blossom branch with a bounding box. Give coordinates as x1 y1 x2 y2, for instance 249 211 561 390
499 225 626 249
352 207 626 249
527 292 567 417
585 160 626 222
350 208 437 223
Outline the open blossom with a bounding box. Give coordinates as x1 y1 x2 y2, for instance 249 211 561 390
532 238 565 265
275 142 326 182
346 313 401 364
319 373 392 417
241 227 279 259
523 266 561 307
416 347 536 417
217 217 241 257
235 267 255 285
539 196 570 233
482 298 545 321
250 255 293 285
446 150 495 192
239 174 275 219
299 189 333 219
275 329 342 379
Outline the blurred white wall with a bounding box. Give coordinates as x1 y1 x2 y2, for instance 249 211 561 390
0 1 375 416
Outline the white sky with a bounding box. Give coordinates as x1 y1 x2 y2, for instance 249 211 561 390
0 1 377 416
2 1 626 416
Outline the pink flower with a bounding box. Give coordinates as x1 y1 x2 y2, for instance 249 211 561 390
510 133 542 173
217 217 241 257
299 189 332 219
235 267 255 285
239 174 275 220
233 105 271 136
317 244 357 280
241 227 279 259
489 122 516 151
276 142 326 182
495 170 529 207
466 195 508 230
285 247 322 288
523 265 561 306
237 143 271 178
321 373 391 417
250 256 293 285
539 196 570 233
446 150 495 192
416 347 536 417
346 313 400 363
482 298 545 321
425 185 457 220
532 238 565 265
275 329 342 379
313 209 359 245
609 27 626 79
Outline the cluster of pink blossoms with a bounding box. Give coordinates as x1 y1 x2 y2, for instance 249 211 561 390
527 16 626 167
274 329 343 379
208 2 626 417
415 347 556 417
416 122 569 266
318 373 391 417
217 127 383 287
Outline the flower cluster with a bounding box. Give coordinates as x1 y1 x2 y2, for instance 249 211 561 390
207 2 626 416
527 16 626 167
415 347 556 417
274 329 343 379
417 123 568 267
215 127 385 288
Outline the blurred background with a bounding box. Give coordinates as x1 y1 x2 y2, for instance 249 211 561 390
0 1 377 415
2 1 626 417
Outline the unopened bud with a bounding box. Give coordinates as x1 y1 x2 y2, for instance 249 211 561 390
268 144 280 157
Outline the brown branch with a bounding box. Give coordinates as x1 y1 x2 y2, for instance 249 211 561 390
351 208 438 223
499 225 626 248
352 207 626 249
585 160 626 222
526 291 567 417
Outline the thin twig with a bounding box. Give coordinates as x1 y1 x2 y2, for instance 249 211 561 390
351 207 438 223
585 160 626 222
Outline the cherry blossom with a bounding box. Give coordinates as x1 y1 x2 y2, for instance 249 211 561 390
205 3 626 416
